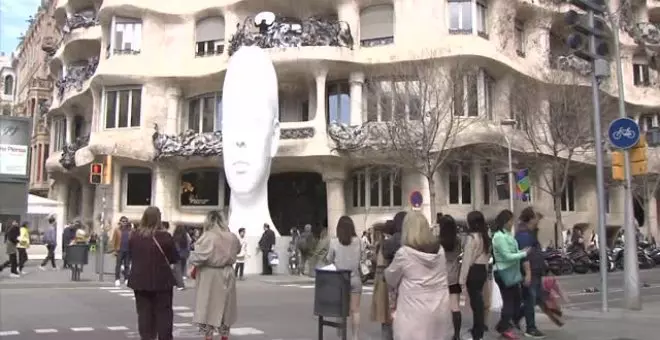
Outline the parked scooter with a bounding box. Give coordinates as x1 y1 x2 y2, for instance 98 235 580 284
360 246 374 283
586 246 616 272
612 241 656 270
566 247 591 274
640 241 660 265
543 247 573 276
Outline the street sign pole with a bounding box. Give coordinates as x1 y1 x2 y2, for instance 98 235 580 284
608 117 642 311
97 185 106 282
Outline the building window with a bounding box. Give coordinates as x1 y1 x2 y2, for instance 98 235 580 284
452 71 479 117
448 0 472 33
51 117 67 151
180 169 220 207
111 17 142 55
366 79 420 121
633 63 650 87
42 143 49 181
515 19 525 57
483 169 491 205
3 75 13 95
351 168 402 208
327 82 350 124
449 164 471 204
124 168 152 206
359 5 395 47
351 171 366 207
187 92 221 133
638 113 658 131
560 176 576 212
104 87 142 129
195 16 225 57
476 0 488 37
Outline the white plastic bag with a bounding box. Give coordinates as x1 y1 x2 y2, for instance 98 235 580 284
268 251 279 266
319 263 337 271
490 279 503 311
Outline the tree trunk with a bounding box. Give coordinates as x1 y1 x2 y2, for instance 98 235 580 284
553 194 565 247
426 175 437 224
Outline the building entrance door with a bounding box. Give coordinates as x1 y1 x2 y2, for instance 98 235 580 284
268 172 327 236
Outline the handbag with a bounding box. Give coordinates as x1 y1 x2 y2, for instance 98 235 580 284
268 250 280 266
153 236 177 281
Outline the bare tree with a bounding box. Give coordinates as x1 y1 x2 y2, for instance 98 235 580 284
508 73 613 232
631 174 660 233
329 59 483 219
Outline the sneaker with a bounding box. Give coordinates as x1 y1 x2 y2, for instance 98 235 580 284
500 330 518 340
20 270 27 275
39 266 46 271
524 329 546 339
114 279 121 287
177 287 185 291
182 276 187 280
9 273 20 278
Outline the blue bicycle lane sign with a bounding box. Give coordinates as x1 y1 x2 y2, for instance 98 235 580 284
608 118 640 150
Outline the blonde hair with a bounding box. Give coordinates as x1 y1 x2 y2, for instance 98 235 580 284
204 210 229 232
401 211 440 253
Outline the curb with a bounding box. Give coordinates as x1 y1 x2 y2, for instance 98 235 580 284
0 281 115 289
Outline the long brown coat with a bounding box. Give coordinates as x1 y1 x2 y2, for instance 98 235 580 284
189 228 240 328
370 241 391 323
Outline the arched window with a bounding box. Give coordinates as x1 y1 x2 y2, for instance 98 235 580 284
3 75 14 95
359 5 395 47
180 169 221 207
195 16 225 56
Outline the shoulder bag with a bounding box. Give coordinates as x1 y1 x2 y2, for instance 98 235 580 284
153 235 178 280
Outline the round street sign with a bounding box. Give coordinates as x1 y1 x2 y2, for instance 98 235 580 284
608 118 640 150
409 191 423 209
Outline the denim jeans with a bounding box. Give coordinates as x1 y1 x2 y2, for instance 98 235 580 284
518 275 542 331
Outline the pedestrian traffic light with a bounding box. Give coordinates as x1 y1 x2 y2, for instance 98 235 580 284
565 0 610 62
630 135 648 177
90 163 103 185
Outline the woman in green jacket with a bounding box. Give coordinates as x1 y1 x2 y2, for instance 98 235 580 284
491 210 530 340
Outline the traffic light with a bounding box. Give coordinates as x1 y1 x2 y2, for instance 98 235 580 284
611 150 624 181
90 163 103 184
630 135 648 177
565 0 610 62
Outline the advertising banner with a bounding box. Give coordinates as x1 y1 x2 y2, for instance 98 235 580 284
0 116 31 181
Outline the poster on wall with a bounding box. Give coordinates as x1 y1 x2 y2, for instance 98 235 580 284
0 116 31 180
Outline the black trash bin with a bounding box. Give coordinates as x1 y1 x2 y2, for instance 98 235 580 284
66 244 89 281
314 269 351 340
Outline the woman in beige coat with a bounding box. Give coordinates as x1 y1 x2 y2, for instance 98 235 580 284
384 211 450 340
189 211 241 340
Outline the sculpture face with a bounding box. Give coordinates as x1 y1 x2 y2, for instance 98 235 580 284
222 46 280 195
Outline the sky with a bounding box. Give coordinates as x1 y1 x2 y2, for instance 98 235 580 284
0 0 42 55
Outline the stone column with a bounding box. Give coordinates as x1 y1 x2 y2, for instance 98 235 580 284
153 165 177 222
65 113 74 144
324 172 346 238
80 183 95 227
337 0 360 44
472 160 484 210
349 71 364 125
314 68 329 132
165 86 182 134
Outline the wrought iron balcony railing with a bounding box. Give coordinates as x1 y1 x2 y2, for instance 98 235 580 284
55 56 99 100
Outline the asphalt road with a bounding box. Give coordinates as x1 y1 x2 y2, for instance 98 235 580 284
1 269 659 340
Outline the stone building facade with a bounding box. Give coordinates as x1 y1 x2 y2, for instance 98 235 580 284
43 0 660 243
12 0 61 197
0 53 16 116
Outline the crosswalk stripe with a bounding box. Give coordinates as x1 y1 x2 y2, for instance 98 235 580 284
0 331 19 336
71 327 94 332
230 327 265 335
298 285 315 289
172 306 190 311
110 290 131 293
34 329 57 333
107 326 129 331
120 293 134 297
173 323 192 327
176 312 194 317
99 287 117 290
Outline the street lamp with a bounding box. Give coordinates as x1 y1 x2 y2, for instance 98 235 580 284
501 119 517 215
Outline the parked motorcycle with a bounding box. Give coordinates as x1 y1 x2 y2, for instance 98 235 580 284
543 248 573 276
613 243 656 270
566 248 590 274
287 228 302 275
360 246 374 283
640 241 660 265
586 247 616 272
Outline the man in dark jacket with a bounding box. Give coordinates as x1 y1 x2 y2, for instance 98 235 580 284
382 211 407 262
515 207 546 339
0 221 20 276
61 222 78 269
259 224 276 275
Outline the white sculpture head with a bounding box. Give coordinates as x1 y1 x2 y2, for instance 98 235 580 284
221 46 280 197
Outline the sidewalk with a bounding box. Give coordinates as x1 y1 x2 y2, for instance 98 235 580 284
532 305 659 340
0 258 116 288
